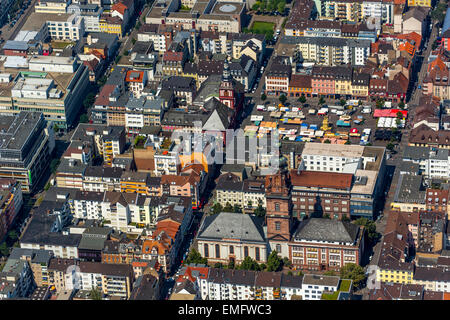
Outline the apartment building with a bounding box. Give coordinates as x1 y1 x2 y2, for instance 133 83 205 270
290 218 365 271
0 179 23 240
0 250 35 299
197 212 268 265
215 173 266 210
102 239 142 265
403 146 450 179
408 0 431 7
264 58 291 96
35 0 69 14
299 143 387 219
0 112 54 193
413 266 450 292
280 36 371 67
20 201 81 259
6 248 53 288
23 12 85 41
290 170 352 220
200 267 350 300
50 259 134 298
82 166 123 192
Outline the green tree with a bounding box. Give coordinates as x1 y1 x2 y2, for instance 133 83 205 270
252 3 260 11
0 242 9 256
324 139 331 144
79 114 89 123
253 199 266 217
259 1 266 11
227 259 235 269
319 96 325 105
239 256 261 271
233 204 242 213
265 30 274 42
323 270 336 276
376 98 384 108
344 140 351 145
223 202 234 212
44 182 51 191
398 101 405 109
83 92 96 110
214 262 223 269
279 94 287 104
353 217 380 244
287 271 293 276
115 55 121 64
7 230 18 242
277 0 285 13
211 203 223 215
135 21 141 30
282 257 292 269
297 271 304 276
386 143 395 151
131 38 137 45
341 215 350 222
267 251 283 272
298 95 306 104
90 287 103 300
396 111 403 119
261 93 267 101
50 159 60 174
339 99 346 106
185 248 208 265
340 263 366 288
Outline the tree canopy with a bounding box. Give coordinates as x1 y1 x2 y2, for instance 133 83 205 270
267 251 283 272
239 256 262 271
340 263 366 288
353 217 380 244
185 248 208 265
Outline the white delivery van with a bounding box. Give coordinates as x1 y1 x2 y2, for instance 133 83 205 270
257 105 265 111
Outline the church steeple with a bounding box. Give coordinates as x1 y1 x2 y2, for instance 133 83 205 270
222 58 232 82
219 56 236 109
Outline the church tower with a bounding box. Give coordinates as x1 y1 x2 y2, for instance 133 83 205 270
265 172 292 259
219 58 236 110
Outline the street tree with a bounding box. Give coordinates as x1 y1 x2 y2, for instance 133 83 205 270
279 94 287 104
185 248 208 265
319 96 325 105
298 95 306 104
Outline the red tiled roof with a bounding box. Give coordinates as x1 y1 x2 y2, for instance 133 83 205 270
112 2 127 15
290 170 353 190
163 51 183 62
125 70 145 83
95 84 116 106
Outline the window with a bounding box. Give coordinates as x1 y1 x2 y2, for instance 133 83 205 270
204 244 209 258
255 247 260 261
230 245 234 255
215 244 220 258
275 221 281 231
244 246 249 257
276 244 281 253
275 202 280 211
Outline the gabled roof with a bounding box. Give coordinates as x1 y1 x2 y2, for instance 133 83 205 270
197 212 266 243
293 218 360 244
